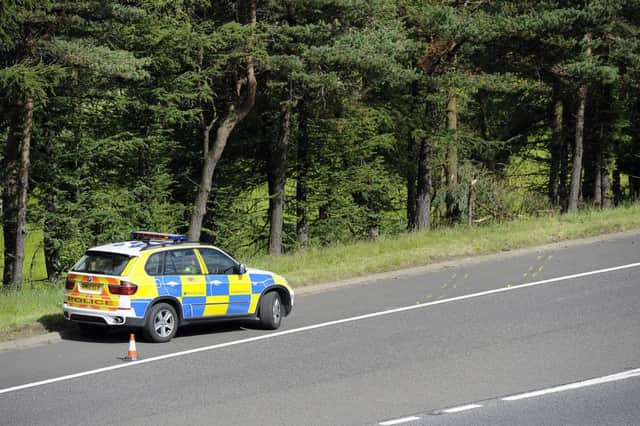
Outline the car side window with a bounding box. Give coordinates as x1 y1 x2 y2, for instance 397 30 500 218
199 248 237 275
165 249 202 275
145 252 164 276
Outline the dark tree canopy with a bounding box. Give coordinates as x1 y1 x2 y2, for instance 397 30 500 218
2 0 640 285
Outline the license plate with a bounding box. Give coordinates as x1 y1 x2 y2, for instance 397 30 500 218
80 283 102 292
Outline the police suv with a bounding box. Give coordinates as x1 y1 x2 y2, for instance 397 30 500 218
63 232 294 342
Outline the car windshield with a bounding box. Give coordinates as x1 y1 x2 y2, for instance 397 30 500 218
71 251 131 276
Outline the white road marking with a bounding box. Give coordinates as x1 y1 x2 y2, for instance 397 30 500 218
403 367 640 422
1 261 639 396
502 367 640 401
379 416 421 425
442 403 483 413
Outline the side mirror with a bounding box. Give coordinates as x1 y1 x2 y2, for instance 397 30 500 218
235 263 247 275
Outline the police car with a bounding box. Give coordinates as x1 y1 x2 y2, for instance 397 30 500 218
63 231 294 342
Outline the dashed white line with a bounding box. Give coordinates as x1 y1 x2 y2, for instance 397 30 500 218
390 367 640 423
442 403 483 413
379 415 421 425
502 367 640 401
1 261 639 396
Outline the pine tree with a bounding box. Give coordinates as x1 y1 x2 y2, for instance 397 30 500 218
1 1 151 284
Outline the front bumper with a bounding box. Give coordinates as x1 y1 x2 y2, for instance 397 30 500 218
62 304 145 327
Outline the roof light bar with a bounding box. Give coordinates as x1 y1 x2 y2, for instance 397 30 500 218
131 231 187 242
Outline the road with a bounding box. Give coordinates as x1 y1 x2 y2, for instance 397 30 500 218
0 231 638 425
402 370 640 426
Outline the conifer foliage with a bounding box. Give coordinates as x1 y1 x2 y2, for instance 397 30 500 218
1 0 640 285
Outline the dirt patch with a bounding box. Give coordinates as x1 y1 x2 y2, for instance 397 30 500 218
0 314 67 342
0 323 51 342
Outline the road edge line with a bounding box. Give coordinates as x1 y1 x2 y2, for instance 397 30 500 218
1 261 639 396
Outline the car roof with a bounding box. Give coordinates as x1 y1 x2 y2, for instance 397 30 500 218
87 241 206 257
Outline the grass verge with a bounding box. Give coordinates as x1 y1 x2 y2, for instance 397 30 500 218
0 228 48 281
249 204 640 285
1 204 639 341
0 285 66 340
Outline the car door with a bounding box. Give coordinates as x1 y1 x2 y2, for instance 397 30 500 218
198 247 252 316
161 248 206 319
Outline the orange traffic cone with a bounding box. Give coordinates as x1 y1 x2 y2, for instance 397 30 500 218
127 333 138 361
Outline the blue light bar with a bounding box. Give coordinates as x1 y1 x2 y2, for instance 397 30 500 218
131 231 187 242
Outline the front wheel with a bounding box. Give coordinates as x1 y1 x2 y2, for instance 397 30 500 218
144 303 178 342
258 292 282 330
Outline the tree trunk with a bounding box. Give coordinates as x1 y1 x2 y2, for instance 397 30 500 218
445 93 459 222
295 179 308 248
268 90 292 255
296 117 309 248
568 84 587 213
2 103 21 287
631 176 640 201
446 94 458 186
467 180 476 226
594 149 602 207
2 96 33 287
612 168 622 206
600 160 610 208
415 137 432 230
548 87 563 206
406 82 419 231
599 121 611 209
44 192 60 281
559 126 571 211
568 34 591 213
406 130 417 231
318 204 329 245
187 0 257 242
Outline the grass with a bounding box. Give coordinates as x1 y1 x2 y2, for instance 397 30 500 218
248 204 640 286
0 228 48 282
0 285 66 340
0 229 60 340
1 204 639 340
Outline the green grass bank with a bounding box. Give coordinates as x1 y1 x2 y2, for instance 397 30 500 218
250 204 640 285
1 204 639 340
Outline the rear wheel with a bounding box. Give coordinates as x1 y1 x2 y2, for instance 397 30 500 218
144 303 178 342
258 292 282 330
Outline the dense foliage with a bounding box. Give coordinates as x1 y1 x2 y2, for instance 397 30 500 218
1 0 639 286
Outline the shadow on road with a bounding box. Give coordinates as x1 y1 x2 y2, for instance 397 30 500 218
46 317 262 344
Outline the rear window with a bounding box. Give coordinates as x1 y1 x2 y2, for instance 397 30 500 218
72 251 131 276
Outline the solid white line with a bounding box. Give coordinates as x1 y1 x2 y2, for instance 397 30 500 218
1 261 639 396
442 403 483 413
502 367 640 401
379 416 421 425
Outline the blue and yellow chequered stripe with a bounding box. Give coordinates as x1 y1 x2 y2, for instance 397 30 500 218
130 273 280 319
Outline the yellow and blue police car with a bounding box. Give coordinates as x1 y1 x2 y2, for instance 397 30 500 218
63 231 294 342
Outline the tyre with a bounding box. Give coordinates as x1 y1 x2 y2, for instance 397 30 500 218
258 291 282 330
144 302 178 342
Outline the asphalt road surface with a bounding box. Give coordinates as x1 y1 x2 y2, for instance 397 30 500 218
400 371 640 426
0 231 638 426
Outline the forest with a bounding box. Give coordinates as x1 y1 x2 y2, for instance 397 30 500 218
1 0 640 288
